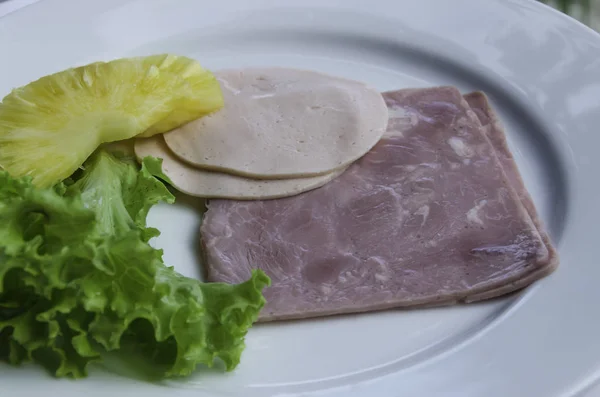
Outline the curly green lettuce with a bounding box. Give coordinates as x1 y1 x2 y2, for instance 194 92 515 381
0 150 270 378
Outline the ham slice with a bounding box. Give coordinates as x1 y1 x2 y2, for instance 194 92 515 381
200 87 558 321
463 91 558 301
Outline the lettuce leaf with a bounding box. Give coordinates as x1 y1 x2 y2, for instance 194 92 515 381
65 152 174 238
0 150 269 378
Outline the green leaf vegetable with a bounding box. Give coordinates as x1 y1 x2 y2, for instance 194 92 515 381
0 150 270 378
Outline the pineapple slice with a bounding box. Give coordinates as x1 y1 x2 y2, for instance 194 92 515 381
0 54 223 187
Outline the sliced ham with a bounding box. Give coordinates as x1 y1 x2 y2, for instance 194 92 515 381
200 87 558 322
463 91 558 301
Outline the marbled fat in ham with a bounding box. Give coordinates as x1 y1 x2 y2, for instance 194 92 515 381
200 87 557 321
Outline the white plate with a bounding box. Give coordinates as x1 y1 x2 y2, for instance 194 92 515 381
1 0 599 396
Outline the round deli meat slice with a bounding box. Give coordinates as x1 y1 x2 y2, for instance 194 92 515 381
164 68 388 178
135 135 346 200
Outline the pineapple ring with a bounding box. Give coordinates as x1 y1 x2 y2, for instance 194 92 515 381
0 54 223 187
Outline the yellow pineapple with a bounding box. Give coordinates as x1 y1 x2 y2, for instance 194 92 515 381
0 54 223 187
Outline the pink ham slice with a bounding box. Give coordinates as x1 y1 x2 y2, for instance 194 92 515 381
200 87 558 322
463 91 558 301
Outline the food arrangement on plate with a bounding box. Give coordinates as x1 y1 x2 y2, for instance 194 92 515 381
0 54 558 379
